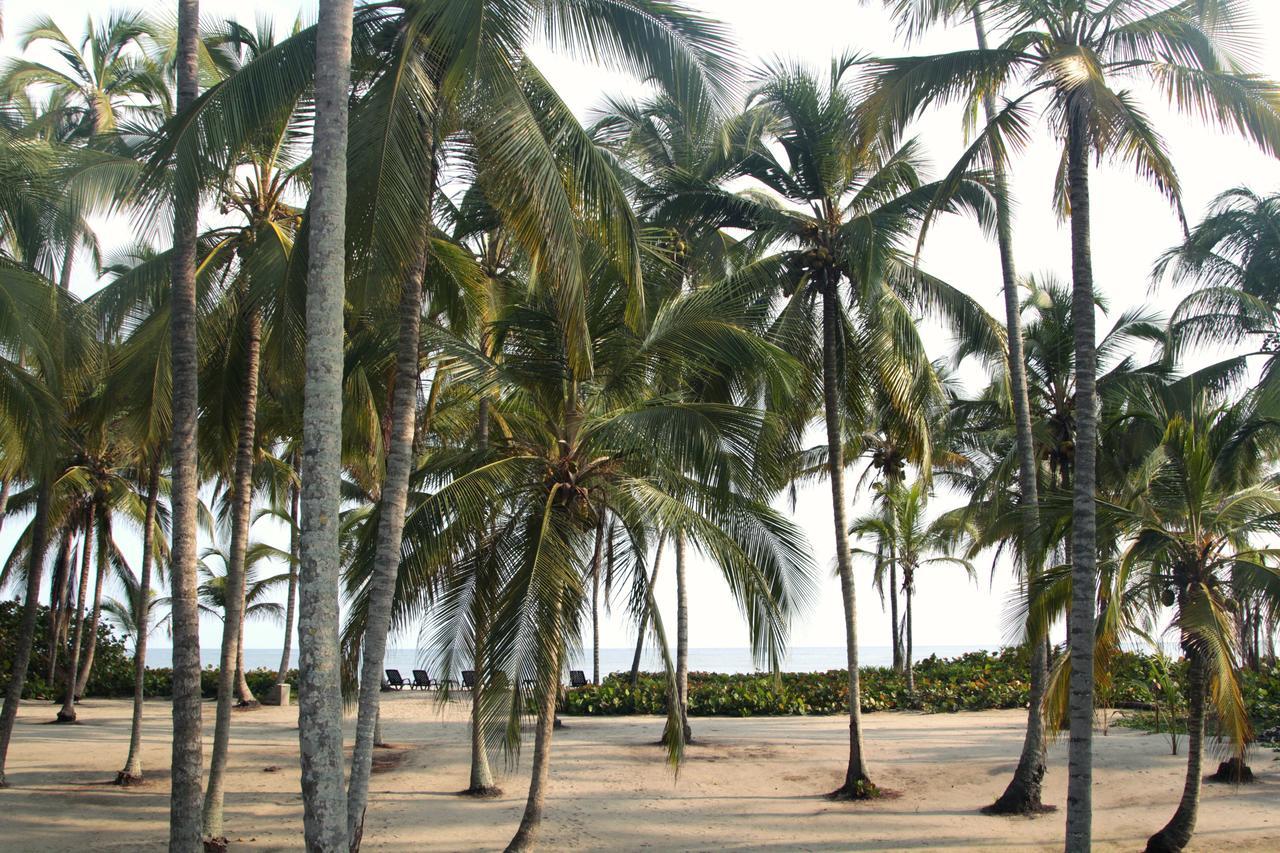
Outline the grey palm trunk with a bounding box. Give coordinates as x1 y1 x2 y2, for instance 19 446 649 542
74 514 110 699
591 518 604 686
58 505 97 722
466 397 497 795
1145 647 1206 852
118 469 160 784
630 535 667 685
1064 103 1100 853
674 529 691 743
0 484 52 786
203 307 263 841
168 2 206 848
822 276 873 797
296 0 355 848
0 478 9 532
972 2 1050 817
903 566 914 695
505 596 564 853
275 471 300 687
347 177 433 846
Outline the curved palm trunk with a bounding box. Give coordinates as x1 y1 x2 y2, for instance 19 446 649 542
0 483 52 786
117 469 159 785
1145 650 1205 852
275 475 300 687
629 535 666 686
505 599 563 853
975 1 1049 816
296 2 354 848
58 507 96 722
674 529 691 744
1064 103 1100 853
169 2 206 847
347 163 434 848
203 307 262 842
76 509 111 698
0 478 9 533
234 621 256 705
823 278 874 798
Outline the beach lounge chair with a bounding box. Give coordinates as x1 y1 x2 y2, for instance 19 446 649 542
461 670 476 690
569 670 588 688
385 669 409 690
412 670 436 690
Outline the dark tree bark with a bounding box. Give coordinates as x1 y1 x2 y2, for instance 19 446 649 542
974 0 1050 816
0 484 52 785
168 2 206 847
1145 650 1206 852
203 306 262 841
117 469 159 785
1064 98 1100 853
823 275 874 799
57 506 96 723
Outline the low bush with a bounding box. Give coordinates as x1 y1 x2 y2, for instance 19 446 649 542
562 648 1280 737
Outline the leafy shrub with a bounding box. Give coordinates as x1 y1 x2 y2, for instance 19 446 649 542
562 648 1280 735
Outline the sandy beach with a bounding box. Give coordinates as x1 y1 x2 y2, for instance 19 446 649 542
2 694 1276 851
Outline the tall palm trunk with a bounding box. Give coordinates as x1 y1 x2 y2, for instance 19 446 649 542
466 604 497 794
297 1 354 848
889 560 902 671
347 161 435 848
505 596 564 853
203 306 262 842
1064 101 1099 853
674 529 691 744
823 275 874 798
117 468 159 785
1145 649 1205 852
591 520 603 686
904 567 914 695
0 483 52 785
46 530 73 682
0 478 9 532
75 508 110 698
275 472 300 686
629 534 667 686
464 397 498 796
57 506 96 722
169 2 206 847
975 2 1049 816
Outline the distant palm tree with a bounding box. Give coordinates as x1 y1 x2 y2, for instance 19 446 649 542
851 478 976 693
0 12 169 142
867 2 1280 840
683 56 1000 798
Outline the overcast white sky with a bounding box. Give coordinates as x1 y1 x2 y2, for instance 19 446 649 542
5 1 1280 656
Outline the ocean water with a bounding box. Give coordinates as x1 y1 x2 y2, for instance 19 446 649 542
145 644 1000 677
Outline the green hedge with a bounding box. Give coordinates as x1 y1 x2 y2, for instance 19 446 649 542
0 599 296 701
563 648 1280 735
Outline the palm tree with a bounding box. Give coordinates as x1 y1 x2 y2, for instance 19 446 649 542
870 0 1050 811
295 0 354 848
675 56 1000 797
0 12 169 143
867 2 1280 840
1085 382 1280 851
166 0 204 848
851 478 976 694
